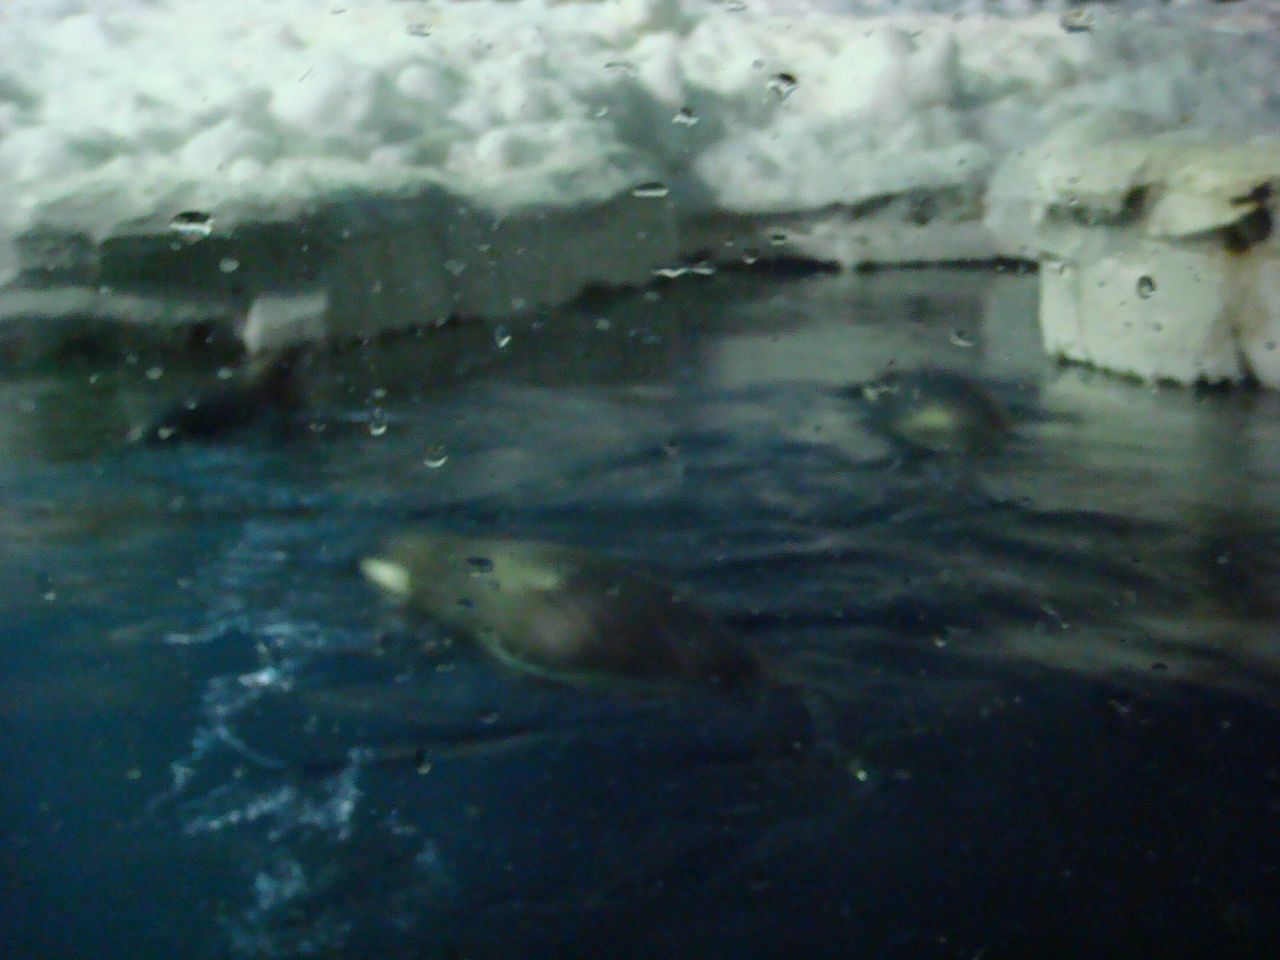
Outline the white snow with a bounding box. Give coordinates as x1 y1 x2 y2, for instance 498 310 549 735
1 0 1279 378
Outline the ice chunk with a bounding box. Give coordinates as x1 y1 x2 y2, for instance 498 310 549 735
1040 242 1243 385
1030 125 1280 386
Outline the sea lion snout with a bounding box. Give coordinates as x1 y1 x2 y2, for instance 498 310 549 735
360 557 412 599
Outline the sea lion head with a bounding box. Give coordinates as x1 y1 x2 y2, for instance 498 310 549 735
361 531 764 691
848 366 1012 457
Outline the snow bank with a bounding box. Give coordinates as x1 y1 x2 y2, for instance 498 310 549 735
1 0 1278 367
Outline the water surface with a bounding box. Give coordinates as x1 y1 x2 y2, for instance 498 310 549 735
3 269 1278 959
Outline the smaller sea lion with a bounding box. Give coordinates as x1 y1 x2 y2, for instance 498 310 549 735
839 366 1012 458
360 531 766 693
130 344 309 445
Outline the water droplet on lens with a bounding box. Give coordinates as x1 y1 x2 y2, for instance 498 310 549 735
672 107 698 126
494 325 512 349
631 182 670 199
949 330 976 348
767 73 798 100
444 259 467 276
423 448 448 468
145 366 164 380
1060 9 1095 33
1136 275 1156 299
169 210 213 240
477 710 500 725
219 257 240 273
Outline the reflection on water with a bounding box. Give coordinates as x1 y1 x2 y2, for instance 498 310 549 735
2 270 1279 959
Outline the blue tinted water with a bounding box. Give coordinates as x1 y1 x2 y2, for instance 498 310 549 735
3 270 1279 959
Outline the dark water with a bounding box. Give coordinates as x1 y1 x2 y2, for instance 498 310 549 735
3 270 1279 960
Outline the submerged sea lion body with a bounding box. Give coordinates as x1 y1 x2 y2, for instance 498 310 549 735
361 532 766 692
133 345 308 445
842 366 1012 458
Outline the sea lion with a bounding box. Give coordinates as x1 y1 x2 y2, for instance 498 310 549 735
360 531 766 693
839 366 1012 458
130 344 309 445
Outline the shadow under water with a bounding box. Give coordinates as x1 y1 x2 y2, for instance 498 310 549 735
2 270 1279 960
